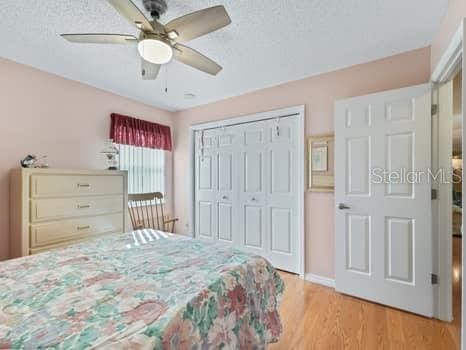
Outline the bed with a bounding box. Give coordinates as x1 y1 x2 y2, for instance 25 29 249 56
0 230 284 349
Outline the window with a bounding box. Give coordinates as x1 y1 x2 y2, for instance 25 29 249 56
119 144 165 195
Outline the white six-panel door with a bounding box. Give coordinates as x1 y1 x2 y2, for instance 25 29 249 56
335 84 433 317
195 115 300 273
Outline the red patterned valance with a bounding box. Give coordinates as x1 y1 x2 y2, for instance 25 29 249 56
110 113 172 151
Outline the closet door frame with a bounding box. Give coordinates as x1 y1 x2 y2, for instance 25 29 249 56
188 105 305 278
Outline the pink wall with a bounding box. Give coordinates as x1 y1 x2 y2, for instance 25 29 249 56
0 45 434 274
0 58 173 260
431 0 466 73
172 47 431 278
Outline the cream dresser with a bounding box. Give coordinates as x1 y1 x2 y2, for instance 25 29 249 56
10 168 128 258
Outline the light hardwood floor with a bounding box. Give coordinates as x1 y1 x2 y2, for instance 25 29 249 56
270 237 462 350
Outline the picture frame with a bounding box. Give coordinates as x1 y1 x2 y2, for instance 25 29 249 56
307 134 334 192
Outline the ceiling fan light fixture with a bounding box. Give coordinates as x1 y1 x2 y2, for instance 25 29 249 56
138 38 173 64
62 2 231 80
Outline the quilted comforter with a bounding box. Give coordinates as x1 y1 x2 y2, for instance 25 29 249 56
0 230 284 349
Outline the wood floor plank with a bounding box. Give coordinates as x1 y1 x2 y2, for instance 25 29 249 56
271 237 461 349
271 272 460 350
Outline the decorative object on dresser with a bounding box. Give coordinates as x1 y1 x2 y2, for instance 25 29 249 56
101 139 120 170
307 134 335 192
9 168 128 258
20 154 49 168
128 192 178 232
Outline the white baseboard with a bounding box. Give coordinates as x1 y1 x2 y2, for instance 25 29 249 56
304 273 336 288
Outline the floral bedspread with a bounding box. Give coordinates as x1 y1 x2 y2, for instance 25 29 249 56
0 230 284 349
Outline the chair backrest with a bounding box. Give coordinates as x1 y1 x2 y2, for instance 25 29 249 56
128 192 166 230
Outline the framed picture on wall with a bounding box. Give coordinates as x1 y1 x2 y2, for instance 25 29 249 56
308 134 334 192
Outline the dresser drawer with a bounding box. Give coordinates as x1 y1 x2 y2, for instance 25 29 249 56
30 213 123 248
30 196 123 223
30 175 123 198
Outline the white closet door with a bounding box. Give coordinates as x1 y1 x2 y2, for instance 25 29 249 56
195 126 239 244
265 116 299 273
237 121 268 256
195 115 300 274
216 126 240 245
195 129 218 240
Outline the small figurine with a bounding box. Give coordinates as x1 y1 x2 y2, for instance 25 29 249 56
20 155 49 168
20 155 36 168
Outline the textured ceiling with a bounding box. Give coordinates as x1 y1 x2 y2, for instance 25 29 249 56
0 0 449 111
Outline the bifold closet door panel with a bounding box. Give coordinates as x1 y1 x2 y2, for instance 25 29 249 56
195 129 218 240
237 121 268 256
195 126 240 244
264 116 299 273
216 126 240 245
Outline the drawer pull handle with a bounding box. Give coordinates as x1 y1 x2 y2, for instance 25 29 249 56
77 205 91 209
77 225 90 230
77 183 91 188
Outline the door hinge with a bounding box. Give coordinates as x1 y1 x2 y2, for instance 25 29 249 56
431 104 438 115
431 189 438 200
431 273 438 285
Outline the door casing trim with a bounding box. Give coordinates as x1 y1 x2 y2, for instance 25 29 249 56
431 18 465 346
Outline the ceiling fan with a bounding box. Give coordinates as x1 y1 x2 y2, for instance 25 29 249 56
61 0 231 80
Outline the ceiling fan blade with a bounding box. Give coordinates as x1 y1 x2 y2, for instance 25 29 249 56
61 34 137 44
106 0 153 32
165 6 231 43
141 58 160 80
174 44 222 75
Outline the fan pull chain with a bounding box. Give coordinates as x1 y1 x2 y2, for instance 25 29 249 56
165 65 169 93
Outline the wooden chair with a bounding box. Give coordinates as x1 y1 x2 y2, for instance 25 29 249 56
128 192 178 232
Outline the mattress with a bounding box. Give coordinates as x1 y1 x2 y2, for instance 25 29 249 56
0 230 284 349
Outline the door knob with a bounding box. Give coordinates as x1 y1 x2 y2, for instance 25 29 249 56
222 195 228 200
338 203 350 210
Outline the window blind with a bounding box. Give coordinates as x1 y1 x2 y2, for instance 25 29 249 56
119 144 165 195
